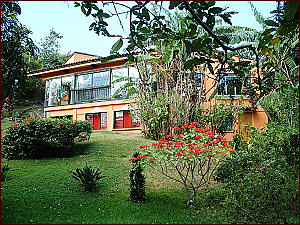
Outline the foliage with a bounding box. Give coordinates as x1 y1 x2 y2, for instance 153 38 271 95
196 100 244 135
22 29 71 102
25 28 70 71
1 1 35 105
130 122 236 205
71 163 105 192
215 123 299 223
1 118 92 159
1 163 10 181
129 152 146 202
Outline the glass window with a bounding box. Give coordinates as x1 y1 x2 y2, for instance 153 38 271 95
93 70 110 88
61 76 73 105
111 67 129 99
44 80 50 107
76 73 92 89
114 111 124 129
128 66 139 79
218 74 242 96
48 78 61 106
113 110 140 129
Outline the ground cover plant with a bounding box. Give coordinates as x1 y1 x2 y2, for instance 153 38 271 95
1 131 233 224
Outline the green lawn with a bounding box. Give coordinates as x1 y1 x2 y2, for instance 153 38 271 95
1 131 230 224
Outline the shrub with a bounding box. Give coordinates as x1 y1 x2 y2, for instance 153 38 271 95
215 124 299 223
71 163 105 192
129 152 146 202
1 164 10 181
1 118 92 159
130 122 235 205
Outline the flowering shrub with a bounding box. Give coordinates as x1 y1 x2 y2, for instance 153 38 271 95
2 118 92 159
129 122 235 205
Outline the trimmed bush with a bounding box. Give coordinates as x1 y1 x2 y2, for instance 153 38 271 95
1 118 92 159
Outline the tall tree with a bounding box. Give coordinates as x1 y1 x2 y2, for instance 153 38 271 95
1 1 35 105
22 29 71 102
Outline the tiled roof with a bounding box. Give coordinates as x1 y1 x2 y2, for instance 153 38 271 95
27 49 156 75
27 53 129 75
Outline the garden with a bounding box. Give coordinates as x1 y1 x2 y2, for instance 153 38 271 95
1 1 299 224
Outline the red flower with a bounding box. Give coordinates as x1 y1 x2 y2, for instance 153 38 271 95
222 153 228 157
173 127 181 131
195 135 203 139
166 134 173 138
176 152 183 156
229 149 236 153
59 123 62 125
129 157 139 161
194 128 202 132
188 124 195 129
182 124 189 129
72 121 76 124
186 153 193 157
25 122 29 126
56 126 59 128
149 157 156 162
178 134 184 138
191 122 199 126
137 155 146 159
207 154 212 158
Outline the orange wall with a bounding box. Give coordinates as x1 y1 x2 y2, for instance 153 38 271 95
41 55 268 137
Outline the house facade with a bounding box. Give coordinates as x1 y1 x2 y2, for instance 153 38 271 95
28 52 268 137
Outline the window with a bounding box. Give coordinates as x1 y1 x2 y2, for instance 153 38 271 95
44 66 138 107
61 76 73 105
218 74 242 96
113 110 140 129
111 67 129 99
85 112 107 130
47 78 61 106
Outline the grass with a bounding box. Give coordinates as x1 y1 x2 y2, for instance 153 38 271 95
1 131 231 224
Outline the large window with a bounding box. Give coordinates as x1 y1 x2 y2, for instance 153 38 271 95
46 78 61 106
113 110 140 129
44 65 146 107
217 74 242 96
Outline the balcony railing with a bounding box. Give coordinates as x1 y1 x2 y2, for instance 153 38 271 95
71 87 111 104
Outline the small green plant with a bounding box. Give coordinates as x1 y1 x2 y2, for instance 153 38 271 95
1 164 10 181
129 152 146 202
71 164 105 192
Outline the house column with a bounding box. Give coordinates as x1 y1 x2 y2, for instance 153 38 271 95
107 105 114 131
73 109 77 120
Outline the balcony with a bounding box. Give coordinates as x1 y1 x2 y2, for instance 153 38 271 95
71 87 111 104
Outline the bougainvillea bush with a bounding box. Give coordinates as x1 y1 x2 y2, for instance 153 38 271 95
2 118 92 159
129 122 235 205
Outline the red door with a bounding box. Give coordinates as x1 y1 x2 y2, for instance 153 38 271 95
93 113 101 130
123 110 132 128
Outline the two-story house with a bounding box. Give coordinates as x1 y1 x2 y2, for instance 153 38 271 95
28 52 268 137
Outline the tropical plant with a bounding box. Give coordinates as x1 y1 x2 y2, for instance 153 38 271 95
71 163 105 192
